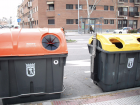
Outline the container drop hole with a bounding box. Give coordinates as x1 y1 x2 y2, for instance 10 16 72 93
137 38 140 43
110 39 123 49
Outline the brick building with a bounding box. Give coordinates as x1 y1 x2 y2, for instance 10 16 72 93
17 0 140 30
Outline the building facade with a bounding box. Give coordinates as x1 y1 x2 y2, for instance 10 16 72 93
17 0 140 30
0 17 9 26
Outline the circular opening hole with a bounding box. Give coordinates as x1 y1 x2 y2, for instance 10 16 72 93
42 35 60 51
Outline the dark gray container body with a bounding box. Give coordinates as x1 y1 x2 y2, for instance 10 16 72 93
88 41 140 92
0 54 67 105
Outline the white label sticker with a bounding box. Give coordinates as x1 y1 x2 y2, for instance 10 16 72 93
26 43 36 47
26 63 35 77
54 60 59 65
127 58 134 68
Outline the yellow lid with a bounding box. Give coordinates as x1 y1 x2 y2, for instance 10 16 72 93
90 33 140 52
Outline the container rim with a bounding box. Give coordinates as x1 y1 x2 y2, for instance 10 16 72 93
88 44 140 54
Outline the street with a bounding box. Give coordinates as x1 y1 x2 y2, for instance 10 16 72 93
61 35 102 98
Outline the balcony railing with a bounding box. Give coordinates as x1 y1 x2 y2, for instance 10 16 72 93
129 12 140 17
118 11 128 16
135 12 140 17
135 0 140 4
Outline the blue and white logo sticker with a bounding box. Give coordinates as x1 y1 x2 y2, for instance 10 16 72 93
127 58 134 68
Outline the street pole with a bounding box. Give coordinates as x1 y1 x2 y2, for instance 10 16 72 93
78 0 79 33
29 6 31 28
28 1 32 28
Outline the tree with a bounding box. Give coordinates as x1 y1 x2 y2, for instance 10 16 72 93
86 0 102 32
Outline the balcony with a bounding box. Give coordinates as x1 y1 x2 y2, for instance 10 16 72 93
134 0 140 4
118 0 124 4
135 12 140 17
129 12 140 17
46 10 55 17
118 11 128 17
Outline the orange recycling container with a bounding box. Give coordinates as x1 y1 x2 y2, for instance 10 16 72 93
0 28 68 57
0 28 68 105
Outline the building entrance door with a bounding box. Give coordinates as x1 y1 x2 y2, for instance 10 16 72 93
118 20 122 29
123 20 127 27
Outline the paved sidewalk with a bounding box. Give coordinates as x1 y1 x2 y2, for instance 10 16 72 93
19 87 140 105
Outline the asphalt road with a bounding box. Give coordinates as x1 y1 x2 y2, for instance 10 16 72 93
61 35 102 99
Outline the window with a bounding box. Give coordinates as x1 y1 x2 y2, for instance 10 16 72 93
110 20 114 24
110 6 114 11
123 27 127 30
124 0 128 2
76 5 83 9
37 20 38 25
48 4 54 10
90 20 95 24
35 21 36 25
89 5 96 10
129 7 133 12
104 6 108 10
118 20 122 24
129 20 133 27
130 0 134 2
129 7 138 12
48 19 55 24
104 19 108 24
133 20 137 29
134 7 138 12
66 4 73 9
75 19 78 24
66 19 74 24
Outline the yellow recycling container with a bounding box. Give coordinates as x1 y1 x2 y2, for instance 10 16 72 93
88 33 140 92
88 33 140 52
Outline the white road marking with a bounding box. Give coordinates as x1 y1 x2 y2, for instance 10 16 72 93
75 39 84 40
67 45 86 46
66 59 90 66
68 48 87 49
84 71 90 73
68 47 88 49
82 47 88 49
76 41 88 43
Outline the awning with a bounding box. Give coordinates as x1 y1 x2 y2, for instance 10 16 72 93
47 2 54 4
118 5 129 7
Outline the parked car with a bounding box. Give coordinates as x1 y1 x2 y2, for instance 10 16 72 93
3 25 10 28
9 25 14 28
14 25 20 29
137 28 140 33
113 27 132 34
